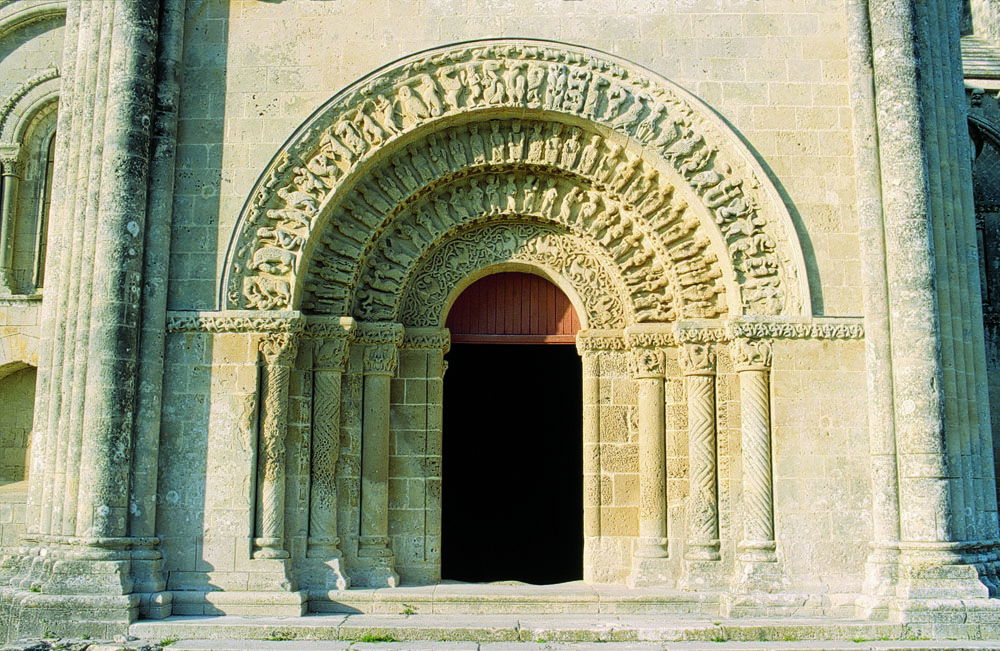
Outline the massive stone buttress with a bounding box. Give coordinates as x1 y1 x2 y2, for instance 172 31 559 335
0 0 182 640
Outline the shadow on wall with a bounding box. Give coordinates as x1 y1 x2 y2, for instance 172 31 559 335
167 0 229 310
155 0 233 606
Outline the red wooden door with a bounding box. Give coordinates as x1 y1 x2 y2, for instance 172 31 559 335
445 272 581 344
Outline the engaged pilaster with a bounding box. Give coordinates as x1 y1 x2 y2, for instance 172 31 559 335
732 338 780 591
253 332 298 559
356 321 403 588
680 342 722 588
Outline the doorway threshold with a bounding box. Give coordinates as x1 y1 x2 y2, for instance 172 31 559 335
307 581 721 615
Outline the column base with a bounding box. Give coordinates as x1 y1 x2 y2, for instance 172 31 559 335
352 562 399 588
1 591 137 641
627 556 673 587
895 550 990 600
252 538 290 559
679 558 725 590
130 549 172 619
296 555 351 592
0 551 139 641
356 537 398 588
857 544 900 619
136 590 173 619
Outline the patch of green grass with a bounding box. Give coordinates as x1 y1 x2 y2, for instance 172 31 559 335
400 603 416 616
359 633 398 643
265 629 296 641
709 633 728 642
160 637 179 646
28 585 40 593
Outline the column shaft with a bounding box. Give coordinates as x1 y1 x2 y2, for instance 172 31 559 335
633 348 667 559
0 157 20 290
75 0 161 540
682 344 719 561
357 339 400 587
845 0 902 601
253 333 297 559
308 338 348 558
734 339 777 566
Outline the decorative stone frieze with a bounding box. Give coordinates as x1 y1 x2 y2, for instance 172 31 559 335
165 310 304 334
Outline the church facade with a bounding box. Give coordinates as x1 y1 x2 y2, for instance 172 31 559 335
1 0 1000 640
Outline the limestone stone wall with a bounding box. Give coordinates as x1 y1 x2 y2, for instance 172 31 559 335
769 339 869 597
171 0 859 317
0 9 62 101
0 364 35 485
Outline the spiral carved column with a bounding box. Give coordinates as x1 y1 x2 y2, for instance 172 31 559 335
681 343 721 583
253 332 298 559
732 338 780 591
306 334 351 588
356 322 402 587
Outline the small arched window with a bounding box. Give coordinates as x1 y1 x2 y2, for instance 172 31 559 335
0 101 56 295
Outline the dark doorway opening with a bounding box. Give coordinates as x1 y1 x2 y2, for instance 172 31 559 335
441 343 583 584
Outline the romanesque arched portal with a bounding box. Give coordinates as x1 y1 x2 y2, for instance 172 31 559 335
211 39 824 596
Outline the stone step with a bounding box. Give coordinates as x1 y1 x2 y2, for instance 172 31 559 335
129 613 994 646
159 642 1000 651
307 584 722 616
167 584 731 617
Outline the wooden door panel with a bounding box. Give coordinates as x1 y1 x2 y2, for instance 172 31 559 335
445 272 581 343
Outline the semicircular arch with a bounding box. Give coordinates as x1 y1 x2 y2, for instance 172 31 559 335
0 68 58 146
223 39 810 319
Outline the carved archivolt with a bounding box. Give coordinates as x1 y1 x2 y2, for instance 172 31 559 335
398 220 627 328
222 39 810 320
0 67 58 145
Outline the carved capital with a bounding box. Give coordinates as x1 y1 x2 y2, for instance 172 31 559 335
355 320 404 346
401 328 451 352
314 338 349 371
0 151 20 176
259 332 299 367
679 342 716 375
632 347 665 379
732 338 772 371
363 343 399 375
304 315 355 339
575 330 627 354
